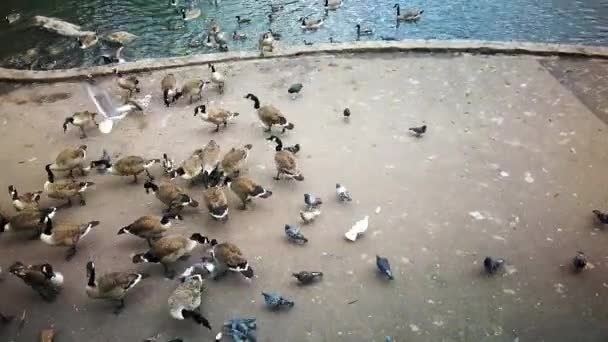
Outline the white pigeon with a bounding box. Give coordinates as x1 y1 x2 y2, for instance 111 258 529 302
300 208 321 224
85 81 151 134
336 183 352 202
345 215 369 242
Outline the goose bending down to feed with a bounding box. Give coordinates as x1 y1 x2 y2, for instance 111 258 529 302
182 7 202 21
244 93 294 133
132 233 211 278
169 153 203 181
49 145 90 177
324 0 343 10
85 81 148 134
267 136 304 181
118 214 182 246
161 74 182 107
198 139 221 178
207 239 254 279
203 185 229 220
114 69 140 98
91 155 159 183
300 16 324 30
9 261 63 301
394 3 423 21
181 79 209 104
45 164 95 206
8 185 42 212
40 218 100 260
168 274 212 329
1 207 57 239
144 179 199 214
194 105 239 132
233 31 247 40
63 111 98 138
85 261 148 314
220 144 252 177
224 176 272 210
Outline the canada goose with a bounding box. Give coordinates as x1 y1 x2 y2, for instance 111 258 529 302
324 0 343 10
118 214 182 246
236 15 251 25
103 31 137 45
182 7 201 21
1 207 56 238
208 64 225 93
91 155 160 183
233 31 247 40
144 179 199 213
162 153 176 174
8 185 42 212
85 261 147 314
393 4 423 21
44 164 95 206
132 233 211 278
194 105 239 132
203 186 228 220
168 274 212 329
267 136 304 181
303 40 313 46
6 13 20 24
224 176 272 210
49 145 90 177
221 144 252 176
207 239 254 279
40 218 100 260
204 34 218 48
9 261 63 301
85 81 148 134
98 46 126 65
114 69 140 98
244 94 294 133
209 20 221 36
299 16 324 30
198 139 221 177
181 79 209 104
63 111 98 138
356 24 373 37
161 74 183 107
169 153 203 181
258 31 274 56
78 33 99 49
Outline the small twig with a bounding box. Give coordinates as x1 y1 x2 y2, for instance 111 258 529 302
347 299 358 305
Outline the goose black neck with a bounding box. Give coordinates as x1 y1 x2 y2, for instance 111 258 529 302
43 218 53 235
210 64 216 72
45 164 55 183
273 137 283 151
395 5 400 15
144 182 159 192
247 94 260 109
9 187 18 200
87 263 96 287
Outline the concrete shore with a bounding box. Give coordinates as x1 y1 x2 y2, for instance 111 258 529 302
1 44 608 341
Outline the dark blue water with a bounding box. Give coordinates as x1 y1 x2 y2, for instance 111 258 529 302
1 0 608 70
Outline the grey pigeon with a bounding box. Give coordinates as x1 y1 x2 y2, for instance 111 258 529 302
304 193 322 209
336 183 352 202
220 316 256 341
284 143 300 155
288 83 303 94
376 255 394 280
483 256 504 274
592 209 608 224
292 271 323 285
409 125 427 137
285 224 308 244
262 291 294 309
343 108 351 118
573 251 587 271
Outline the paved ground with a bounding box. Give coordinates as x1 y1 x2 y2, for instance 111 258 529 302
1 52 608 342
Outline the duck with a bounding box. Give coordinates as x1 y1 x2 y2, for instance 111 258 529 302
132 233 211 278
258 31 274 56
49 145 90 177
1 207 57 238
244 93 295 133
221 144 252 177
8 185 42 212
224 176 272 210
118 214 182 246
267 136 304 181
63 111 98 138
169 153 203 181
203 185 228 220
114 69 140 98
356 24 374 37
208 64 225 93
78 33 99 49
236 15 251 25
194 105 239 132
85 261 147 314
300 16 324 30
44 164 95 207
233 31 247 40
39 218 100 260
161 74 183 107
144 179 199 213
394 3 423 21
181 79 209 104
181 7 202 21
324 0 343 10
9 261 63 301
168 274 212 329
91 155 160 183
206 239 254 279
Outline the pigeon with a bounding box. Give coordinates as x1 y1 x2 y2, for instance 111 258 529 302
262 291 294 309
376 255 394 280
285 224 308 244
220 316 256 341
284 143 300 155
409 125 427 137
304 193 323 209
345 215 369 241
592 209 608 224
300 208 321 224
343 108 351 118
292 271 323 285
572 251 587 271
336 183 352 202
483 256 505 274
288 83 303 95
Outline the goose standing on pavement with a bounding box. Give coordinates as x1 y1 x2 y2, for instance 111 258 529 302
49 145 90 177
244 93 294 133
44 164 95 207
8 185 42 212
267 136 304 181
118 214 182 246
85 261 148 314
40 219 100 260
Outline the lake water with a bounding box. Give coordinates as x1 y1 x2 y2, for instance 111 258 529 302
2 0 608 70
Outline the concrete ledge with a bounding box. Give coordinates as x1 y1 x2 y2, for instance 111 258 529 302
2 39 608 82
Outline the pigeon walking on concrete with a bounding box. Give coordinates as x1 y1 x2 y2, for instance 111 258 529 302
376 255 394 280
409 125 427 137
292 271 323 285
300 208 321 224
288 83 303 99
304 193 323 209
483 256 505 274
262 291 294 309
285 224 308 244
592 209 608 224
573 251 587 271
336 183 352 202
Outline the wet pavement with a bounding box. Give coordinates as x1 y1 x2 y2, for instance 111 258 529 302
1 52 608 341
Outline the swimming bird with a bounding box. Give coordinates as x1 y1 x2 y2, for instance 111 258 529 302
292 271 323 285
300 16 324 30
336 183 352 202
63 111 98 138
303 40 313 46
103 31 137 45
236 16 251 25
84 81 147 134
168 274 212 329
376 255 394 280
300 208 321 224
304 193 322 209
40 218 100 260
356 24 373 37
394 3 423 21
285 224 308 244
573 251 587 271
324 0 343 10
8 185 42 212
592 209 608 224
85 261 148 314
233 31 247 40
409 124 427 137
259 31 274 56
262 292 294 309
483 256 505 274
181 7 202 21
9 261 63 301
